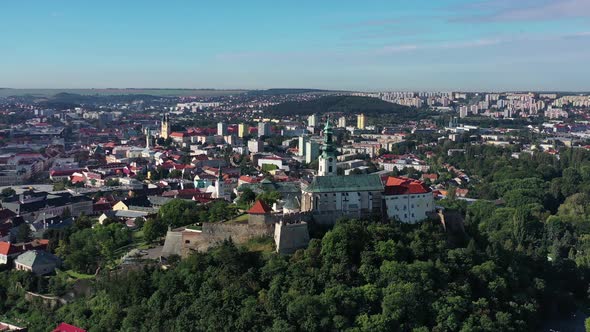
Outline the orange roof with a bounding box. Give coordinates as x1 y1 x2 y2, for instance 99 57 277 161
0 242 21 256
384 176 431 195
247 200 272 214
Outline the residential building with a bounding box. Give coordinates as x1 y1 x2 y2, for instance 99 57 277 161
308 114 318 127
305 141 320 164
357 113 366 129
217 122 227 136
238 123 246 138
248 140 264 153
14 250 61 275
258 122 271 137
338 116 346 128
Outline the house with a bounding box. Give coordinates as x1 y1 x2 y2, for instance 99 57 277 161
14 250 61 275
52 323 86 332
421 173 439 182
0 240 49 265
0 242 22 265
383 177 435 224
1 191 93 222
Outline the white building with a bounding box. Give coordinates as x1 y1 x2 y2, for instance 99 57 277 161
308 114 318 127
217 122 227 136
248 140 264 154
383 177 434 224
258 122 271 137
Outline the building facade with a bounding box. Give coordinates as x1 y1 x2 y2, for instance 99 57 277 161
383 177 434 223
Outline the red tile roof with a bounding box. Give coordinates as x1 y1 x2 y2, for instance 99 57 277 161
384 176 431 195
0 242 24 256
52 323 87 332
247 200 272 214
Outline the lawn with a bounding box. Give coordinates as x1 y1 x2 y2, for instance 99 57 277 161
61 269 95 280
227 213 249 224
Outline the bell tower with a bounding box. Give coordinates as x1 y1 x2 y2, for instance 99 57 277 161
318 117 337 176
161 114 171 139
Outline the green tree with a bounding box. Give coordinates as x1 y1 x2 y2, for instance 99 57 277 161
16 223 32 243
143 218 168 242
0 187 15 198
256 191 281 207
158 199 197 227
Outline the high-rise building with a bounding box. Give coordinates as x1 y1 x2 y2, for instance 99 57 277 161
217 122 227 136
238 123 246 138
459 106 468 118
248 140 264 153
160 114 171 139
305 141 320 164
318 119 337 176
338 116 346 128
308 114 318 127
357 114 366 130
258 122 270 138
298 136 308 157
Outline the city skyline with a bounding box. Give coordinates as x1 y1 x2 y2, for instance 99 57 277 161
2 0 590 91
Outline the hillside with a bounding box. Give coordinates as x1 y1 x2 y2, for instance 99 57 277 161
246 88 337 96
0 88 247 98
267 95 414 116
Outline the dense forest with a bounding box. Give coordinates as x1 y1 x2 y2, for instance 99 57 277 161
1 212 588 331
267 95 425 118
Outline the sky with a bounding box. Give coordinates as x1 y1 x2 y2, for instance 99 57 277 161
1 0 590 91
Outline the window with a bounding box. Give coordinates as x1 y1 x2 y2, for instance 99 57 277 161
329 166 333 173
185 240 191 244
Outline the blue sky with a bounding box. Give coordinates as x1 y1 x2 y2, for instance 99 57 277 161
1 0 589 91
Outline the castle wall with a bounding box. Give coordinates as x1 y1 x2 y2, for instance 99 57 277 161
274 222 310 254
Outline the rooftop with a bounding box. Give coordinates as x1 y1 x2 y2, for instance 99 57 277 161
304 174 384 193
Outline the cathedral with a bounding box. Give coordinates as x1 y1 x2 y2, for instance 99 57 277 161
301 118 384 223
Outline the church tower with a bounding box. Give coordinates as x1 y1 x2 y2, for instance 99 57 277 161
214 165 229 201
318 117 337 176
145 128 151 149
161 114 171 139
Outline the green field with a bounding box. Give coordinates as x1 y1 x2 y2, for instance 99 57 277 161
0 88 248 98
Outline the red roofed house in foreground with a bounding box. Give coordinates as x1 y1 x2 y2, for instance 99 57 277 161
52 322 86 332
383 176 434 224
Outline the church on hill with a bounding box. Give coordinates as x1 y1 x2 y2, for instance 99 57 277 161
301 119 384 223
